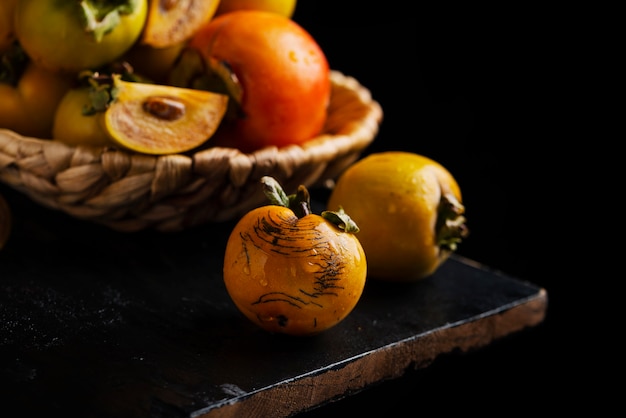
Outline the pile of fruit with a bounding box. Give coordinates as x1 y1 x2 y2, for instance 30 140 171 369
0 0 329 155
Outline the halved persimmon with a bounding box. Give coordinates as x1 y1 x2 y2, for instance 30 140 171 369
101 76 229 155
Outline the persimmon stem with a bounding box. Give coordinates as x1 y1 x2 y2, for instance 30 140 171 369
260 176 360 234
292 186 312 218
261 176 311 218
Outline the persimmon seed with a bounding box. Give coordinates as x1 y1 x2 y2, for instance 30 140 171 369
143 97 186 121
161 0 176 12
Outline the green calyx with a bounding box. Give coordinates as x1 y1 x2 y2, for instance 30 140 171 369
77 62 146 115
436 192 469 252
78 0 141 42
321 208 360 234
74 71 111 115
261 176 360 234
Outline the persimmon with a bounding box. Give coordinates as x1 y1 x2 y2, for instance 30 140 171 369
327 152 469 282
15 0 148 74
223 176 366 336
52 86 115 147
183 10 331 152
0 57 73 138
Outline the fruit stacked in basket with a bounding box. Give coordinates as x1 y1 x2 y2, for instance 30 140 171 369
0 0 382 231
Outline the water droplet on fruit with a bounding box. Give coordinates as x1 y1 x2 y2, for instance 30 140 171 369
304 261 317 273
242 266 250 275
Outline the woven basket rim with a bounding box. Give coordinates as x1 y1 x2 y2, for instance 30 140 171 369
0 70 383 231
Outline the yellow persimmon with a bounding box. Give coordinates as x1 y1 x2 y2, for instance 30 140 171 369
327 151 469 282
223 176 367 336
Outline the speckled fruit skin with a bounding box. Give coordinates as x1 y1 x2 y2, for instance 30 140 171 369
223 205 367 336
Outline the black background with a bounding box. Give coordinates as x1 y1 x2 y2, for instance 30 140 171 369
292 1 573 416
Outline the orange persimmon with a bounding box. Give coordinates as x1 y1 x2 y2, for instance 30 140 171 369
223 176 366 336
183 10 331 152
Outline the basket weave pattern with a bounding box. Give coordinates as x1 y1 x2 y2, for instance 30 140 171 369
0 71 382 231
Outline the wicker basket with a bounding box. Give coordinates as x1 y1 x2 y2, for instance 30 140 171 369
0 70 382 232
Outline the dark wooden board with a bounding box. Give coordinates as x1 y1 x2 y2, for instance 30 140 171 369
0 187 547 417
